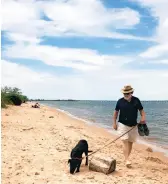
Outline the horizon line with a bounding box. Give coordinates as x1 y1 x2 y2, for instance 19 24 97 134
30 99 168 102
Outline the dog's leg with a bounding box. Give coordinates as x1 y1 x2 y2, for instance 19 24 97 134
76 160 82 172
84 150 88 166
84 149 93 165
85 156 88 166
85 150 93 165
69 160 76 174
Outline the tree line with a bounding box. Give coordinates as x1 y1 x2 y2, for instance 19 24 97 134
1 86 29 108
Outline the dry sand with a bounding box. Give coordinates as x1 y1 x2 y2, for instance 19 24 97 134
1 103 168 184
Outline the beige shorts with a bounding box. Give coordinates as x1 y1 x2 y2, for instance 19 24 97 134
118 122 138 142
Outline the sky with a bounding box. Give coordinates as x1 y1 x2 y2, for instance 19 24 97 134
1 0 168 100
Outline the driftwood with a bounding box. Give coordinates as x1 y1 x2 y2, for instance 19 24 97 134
89 154 116 174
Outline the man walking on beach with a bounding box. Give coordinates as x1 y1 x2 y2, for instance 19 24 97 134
112 85 146 167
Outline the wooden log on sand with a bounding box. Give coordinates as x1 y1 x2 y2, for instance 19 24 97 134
89 154 116 174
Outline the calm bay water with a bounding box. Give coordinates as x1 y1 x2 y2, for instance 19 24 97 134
40 100 168 154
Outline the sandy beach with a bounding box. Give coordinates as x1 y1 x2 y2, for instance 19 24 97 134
1 103 168 184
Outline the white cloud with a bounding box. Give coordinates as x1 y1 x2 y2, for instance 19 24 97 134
156 60 168 64
2 60 168 100
1 59 100 99
134 0 168 59
133 0 168 43
2 0 168 100
3 43 132 71
1 59 53 85
5 32 41 44
140 43 168 58
1 0 146 40
148 60 168 64
41 0 140 31
2 0 39 29
1 0 41 40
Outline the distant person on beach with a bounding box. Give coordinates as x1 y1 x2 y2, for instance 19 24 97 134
32 103 40 108
112 85 146 167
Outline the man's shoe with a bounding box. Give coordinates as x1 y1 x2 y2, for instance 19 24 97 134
143 124 149 136
138 124 145 136
125 160 132 168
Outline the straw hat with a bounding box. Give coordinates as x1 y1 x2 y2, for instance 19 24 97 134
121 85 134 94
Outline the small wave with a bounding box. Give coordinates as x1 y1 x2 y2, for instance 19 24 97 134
137 139 168 157
55 107 94 125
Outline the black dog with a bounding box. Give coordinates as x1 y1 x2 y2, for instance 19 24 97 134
68 139 92 174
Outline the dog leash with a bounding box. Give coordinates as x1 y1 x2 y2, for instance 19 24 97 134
83 125 137 159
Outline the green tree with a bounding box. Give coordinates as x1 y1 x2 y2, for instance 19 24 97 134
1 86 29 108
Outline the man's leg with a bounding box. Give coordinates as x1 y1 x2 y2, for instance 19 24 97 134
128 141 133 156
123 140 128 161
123 140 133 165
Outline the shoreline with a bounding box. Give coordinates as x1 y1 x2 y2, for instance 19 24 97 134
2 103 168 184
30 103 168 161
41 102 168 157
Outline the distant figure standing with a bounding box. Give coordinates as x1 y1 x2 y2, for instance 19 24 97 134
112 85 146 167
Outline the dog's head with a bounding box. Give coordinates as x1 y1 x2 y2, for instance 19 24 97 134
78 139 88 145
77 140 88 150
68 159 79 174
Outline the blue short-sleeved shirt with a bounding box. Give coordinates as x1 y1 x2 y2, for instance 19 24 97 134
115 96 143 127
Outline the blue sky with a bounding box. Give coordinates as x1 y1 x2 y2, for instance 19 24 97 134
1 0 168 100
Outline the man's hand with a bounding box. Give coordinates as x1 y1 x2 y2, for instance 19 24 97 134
139 120 146 124
113 122 118 130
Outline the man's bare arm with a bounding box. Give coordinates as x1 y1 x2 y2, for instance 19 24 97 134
139 109 146 123
112 111 119 130
113 110 118 122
